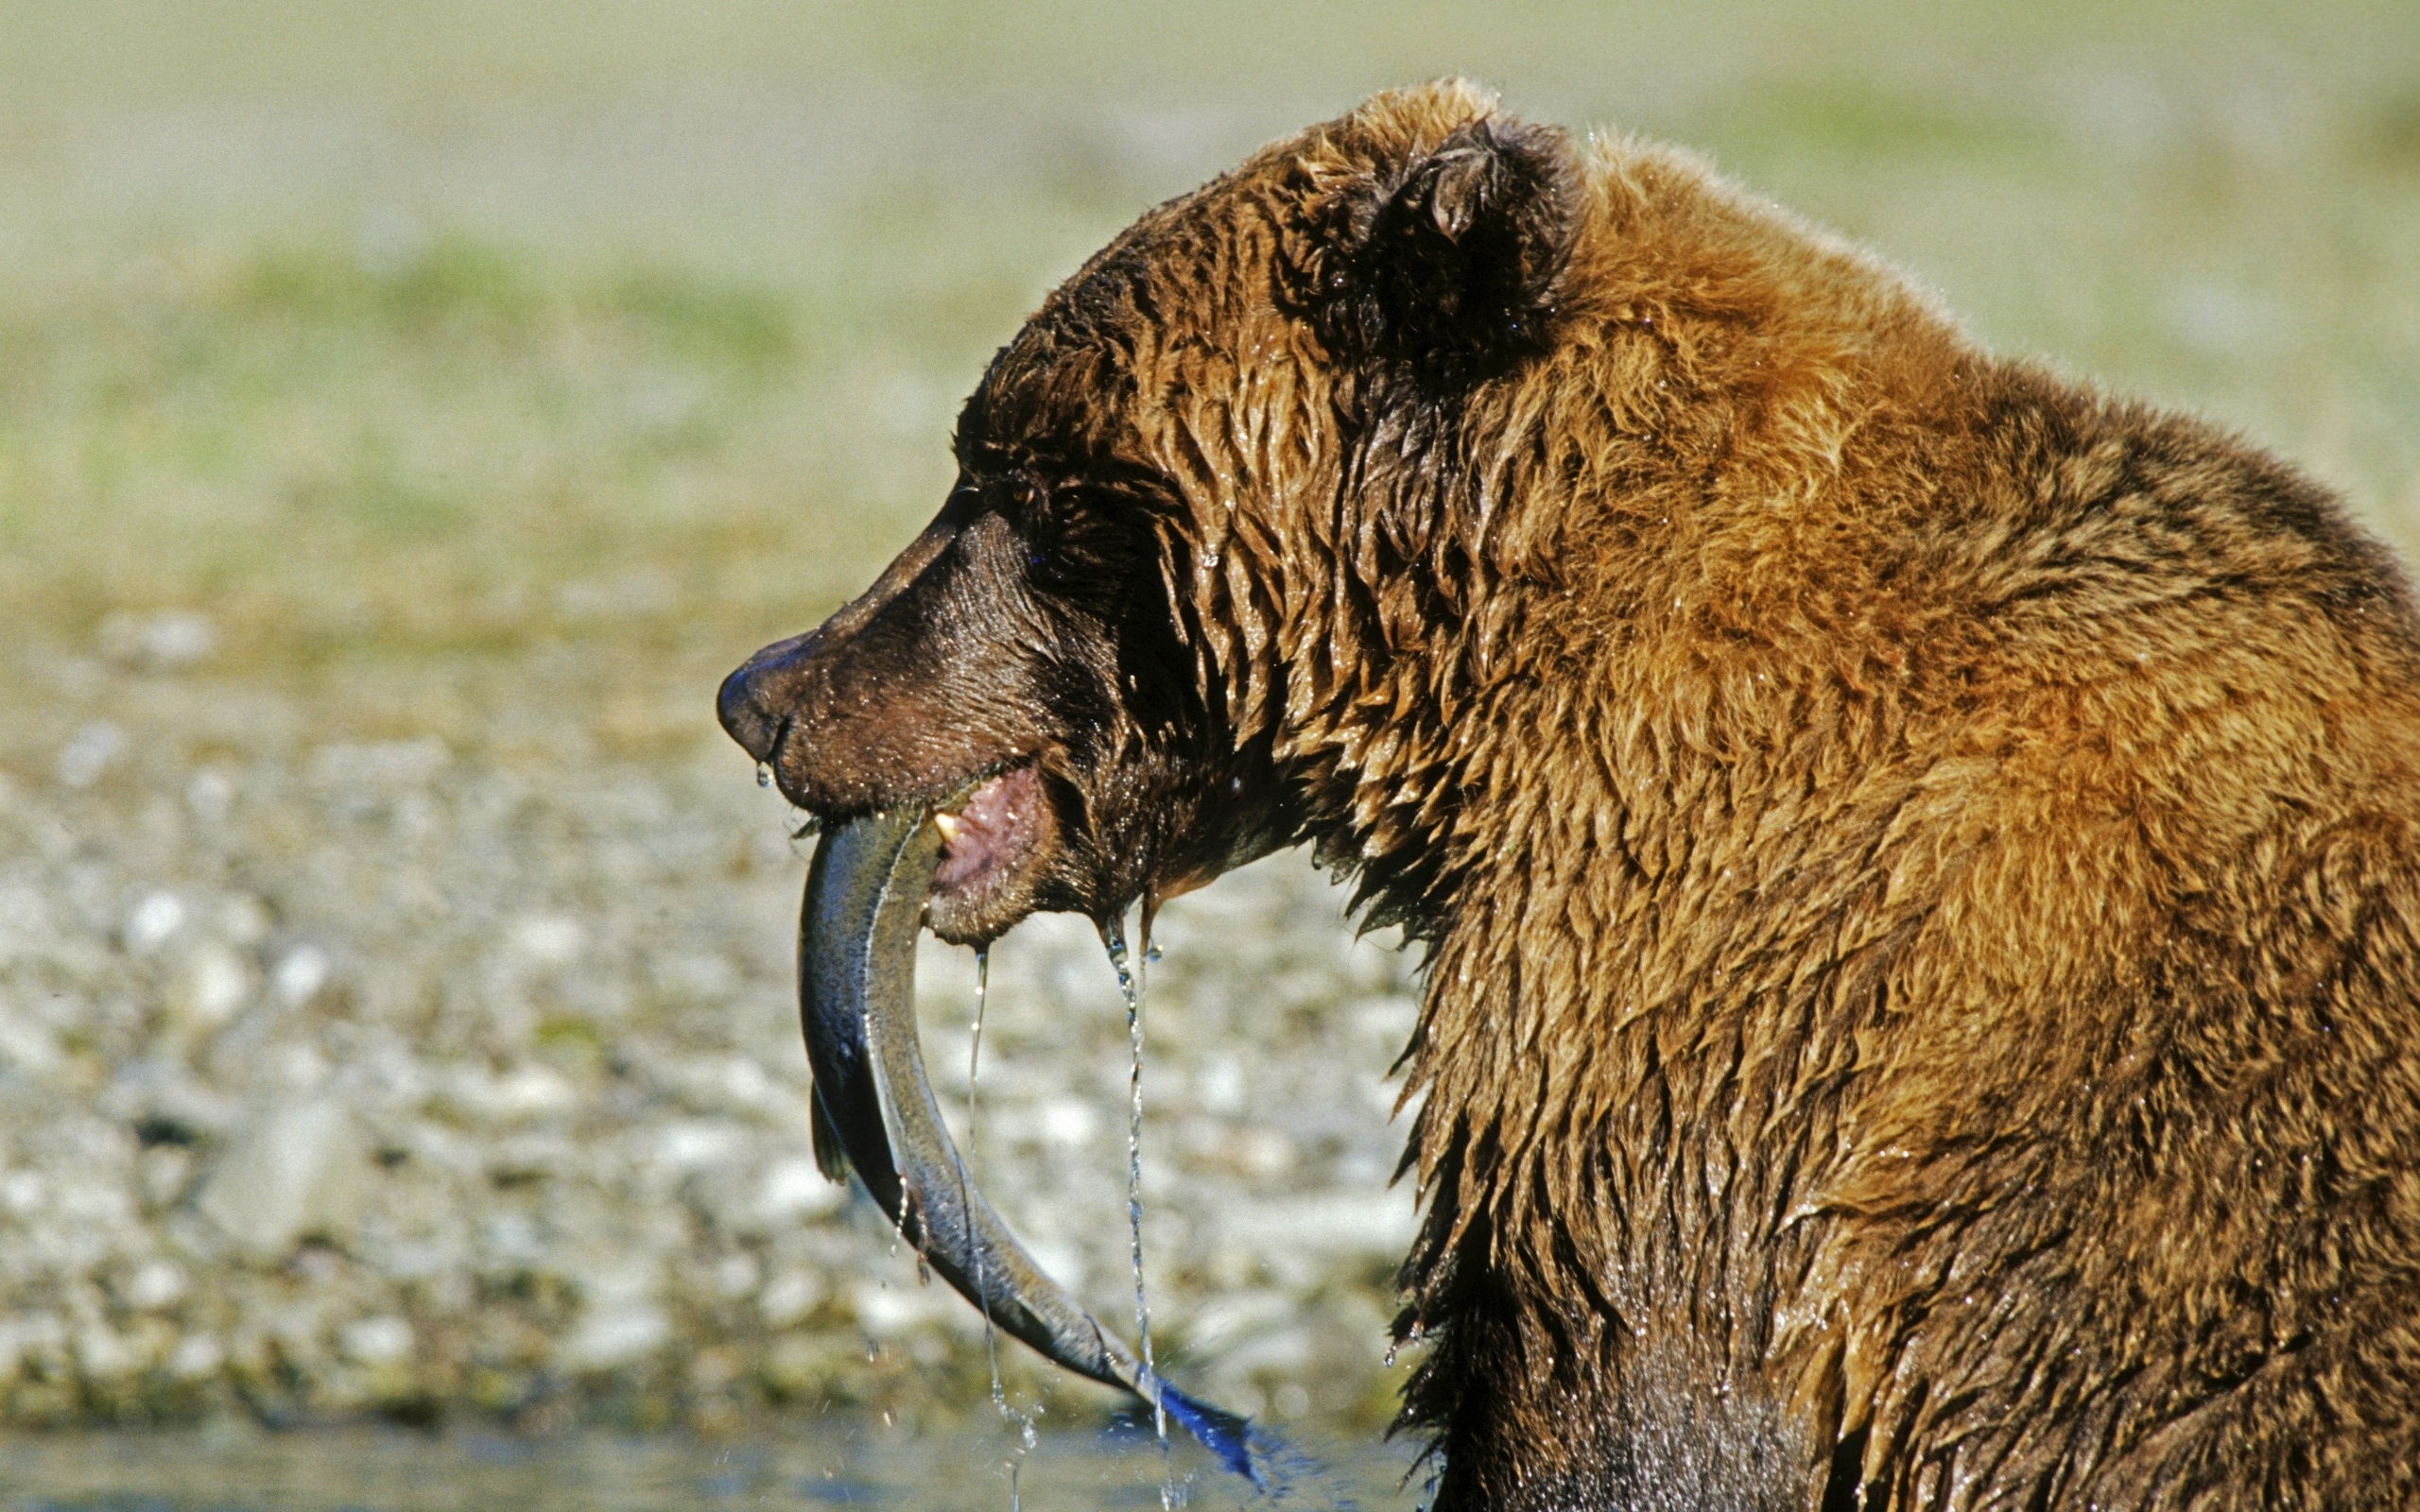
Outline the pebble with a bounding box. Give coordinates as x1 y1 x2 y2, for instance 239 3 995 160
196 1101 372 1257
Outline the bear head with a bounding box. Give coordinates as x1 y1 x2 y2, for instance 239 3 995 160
718 80 1582 945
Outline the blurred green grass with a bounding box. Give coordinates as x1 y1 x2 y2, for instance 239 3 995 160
1 0 2416 776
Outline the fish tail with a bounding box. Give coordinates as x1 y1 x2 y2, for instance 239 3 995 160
1154 1381 1272 1489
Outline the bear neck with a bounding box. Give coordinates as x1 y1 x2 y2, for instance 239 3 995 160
1255 213 1987 1405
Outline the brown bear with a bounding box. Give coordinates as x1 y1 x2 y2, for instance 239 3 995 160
719 81 2420 1509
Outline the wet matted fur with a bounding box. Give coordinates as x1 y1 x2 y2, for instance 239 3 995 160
721 82 2420 1508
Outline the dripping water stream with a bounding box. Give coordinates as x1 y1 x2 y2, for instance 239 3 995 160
1101 915 1175 1512
958 947 1037 1510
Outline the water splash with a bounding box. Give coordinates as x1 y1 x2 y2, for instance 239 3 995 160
1101 913 1175 1511
957 946 1038 1510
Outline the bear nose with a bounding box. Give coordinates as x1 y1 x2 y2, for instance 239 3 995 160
717 631 815 764
716 664 775 763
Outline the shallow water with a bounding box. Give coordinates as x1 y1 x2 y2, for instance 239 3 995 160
0 1426 1422 1511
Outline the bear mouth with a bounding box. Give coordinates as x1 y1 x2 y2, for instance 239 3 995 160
928 763 1048 912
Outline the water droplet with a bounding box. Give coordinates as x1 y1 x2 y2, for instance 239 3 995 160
755 761 774 788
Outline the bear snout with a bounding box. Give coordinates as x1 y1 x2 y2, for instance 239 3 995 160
717 561 1054 829
718 633 998 818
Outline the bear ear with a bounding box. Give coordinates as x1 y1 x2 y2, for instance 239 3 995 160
1309 111 1580 383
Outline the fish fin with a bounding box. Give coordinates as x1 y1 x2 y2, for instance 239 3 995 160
810 1085 851 1183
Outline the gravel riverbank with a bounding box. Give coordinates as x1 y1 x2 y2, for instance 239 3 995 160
0 644 1424 1433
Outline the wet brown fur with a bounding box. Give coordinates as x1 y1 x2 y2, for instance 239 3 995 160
722 82 2420 1507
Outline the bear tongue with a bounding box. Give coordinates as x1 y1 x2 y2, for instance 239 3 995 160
931 765 1038 893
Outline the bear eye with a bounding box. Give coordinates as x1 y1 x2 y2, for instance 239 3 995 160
1006 480 1071 546
992 478 1072 575
1011 482 1148 594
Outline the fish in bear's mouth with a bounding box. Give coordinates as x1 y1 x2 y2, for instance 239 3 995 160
794 802 1271 1485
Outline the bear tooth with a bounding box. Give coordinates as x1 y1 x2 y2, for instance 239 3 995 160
932 811 963 841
